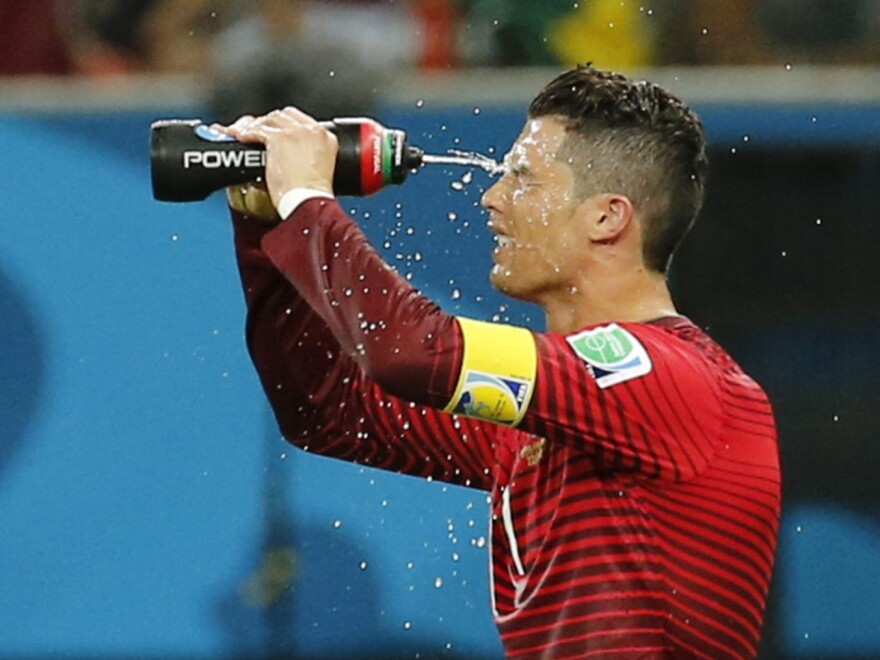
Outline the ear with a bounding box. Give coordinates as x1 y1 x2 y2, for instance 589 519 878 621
581 193 634 243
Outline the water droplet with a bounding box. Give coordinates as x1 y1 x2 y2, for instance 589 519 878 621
833 414 839 422
447 212 458 222
796 525 803 532
434 577 444 588
171 234 179 242
452 552 460 562
742 135 750 142
359 560 368 570
784 63 793 71
781 250 787 257
451 288 462 300
473 107 481 115
403 621 412 630
333 520 342 528
450 181 465 191
474 536 486 548
701 27 708 35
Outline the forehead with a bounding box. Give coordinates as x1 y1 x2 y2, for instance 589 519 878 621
506 117 568 166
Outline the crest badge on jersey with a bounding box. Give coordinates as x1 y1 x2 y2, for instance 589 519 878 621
566 323 653 388
452 371 532 425
520 437 546 467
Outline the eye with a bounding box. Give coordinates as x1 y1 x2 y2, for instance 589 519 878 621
513 169 541 189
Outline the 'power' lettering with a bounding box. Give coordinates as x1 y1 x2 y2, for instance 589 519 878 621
183 150 266 168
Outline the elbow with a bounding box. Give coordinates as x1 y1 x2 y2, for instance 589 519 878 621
358 341 422 400
357 327 444 404
352 298 457 404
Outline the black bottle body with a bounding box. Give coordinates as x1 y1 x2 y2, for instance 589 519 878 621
150 118 423 202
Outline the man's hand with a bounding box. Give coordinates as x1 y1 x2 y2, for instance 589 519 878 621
222 107 338 212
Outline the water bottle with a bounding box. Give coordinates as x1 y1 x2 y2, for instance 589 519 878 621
150 117 425 202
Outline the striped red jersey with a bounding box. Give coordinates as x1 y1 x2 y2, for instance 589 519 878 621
232 199 781 659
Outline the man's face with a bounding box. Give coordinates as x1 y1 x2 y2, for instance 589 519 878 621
481 117 584 302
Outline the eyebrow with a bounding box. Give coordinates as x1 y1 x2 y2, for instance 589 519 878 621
506 158 530 175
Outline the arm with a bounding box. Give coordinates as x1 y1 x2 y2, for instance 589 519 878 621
231 201 497 490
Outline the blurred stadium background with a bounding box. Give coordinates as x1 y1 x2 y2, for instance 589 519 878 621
1 1 879 658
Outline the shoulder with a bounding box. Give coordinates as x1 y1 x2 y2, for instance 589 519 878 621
540 318 726 404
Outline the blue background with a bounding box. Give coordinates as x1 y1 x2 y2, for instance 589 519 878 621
1 100 879 658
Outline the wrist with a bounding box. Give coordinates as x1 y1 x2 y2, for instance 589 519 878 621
276 187 335 219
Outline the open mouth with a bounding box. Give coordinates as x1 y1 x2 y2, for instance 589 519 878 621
492 234 514 260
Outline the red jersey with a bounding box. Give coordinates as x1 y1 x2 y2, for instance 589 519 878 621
232 199 781 659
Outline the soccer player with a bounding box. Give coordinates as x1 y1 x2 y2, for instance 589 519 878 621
222 65 781 659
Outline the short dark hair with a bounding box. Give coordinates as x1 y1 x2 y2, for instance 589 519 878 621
528 64 708 273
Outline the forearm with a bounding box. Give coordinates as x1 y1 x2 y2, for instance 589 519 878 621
260 198 461 408
232 209 355 440
233 207 495 486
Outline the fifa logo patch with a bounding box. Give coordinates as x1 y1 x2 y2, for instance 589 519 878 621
452 370 531 425
566 323 653 388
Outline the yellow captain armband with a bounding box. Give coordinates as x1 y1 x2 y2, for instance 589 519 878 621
443 317 538 427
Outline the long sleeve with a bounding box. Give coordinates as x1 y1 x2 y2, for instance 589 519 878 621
260 198 461 407
232 208 497 489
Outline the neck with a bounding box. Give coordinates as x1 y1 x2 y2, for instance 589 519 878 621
541 265 678 334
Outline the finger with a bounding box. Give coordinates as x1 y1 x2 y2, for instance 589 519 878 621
259 108 297 130
209 122 244 138
223 116 258 141
250 110 320 139
280 105 320 127
228 121 272 144
223 114 256 133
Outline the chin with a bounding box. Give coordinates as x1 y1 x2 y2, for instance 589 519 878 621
490 267 532 302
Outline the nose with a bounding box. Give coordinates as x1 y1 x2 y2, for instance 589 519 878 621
481 178 505 213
